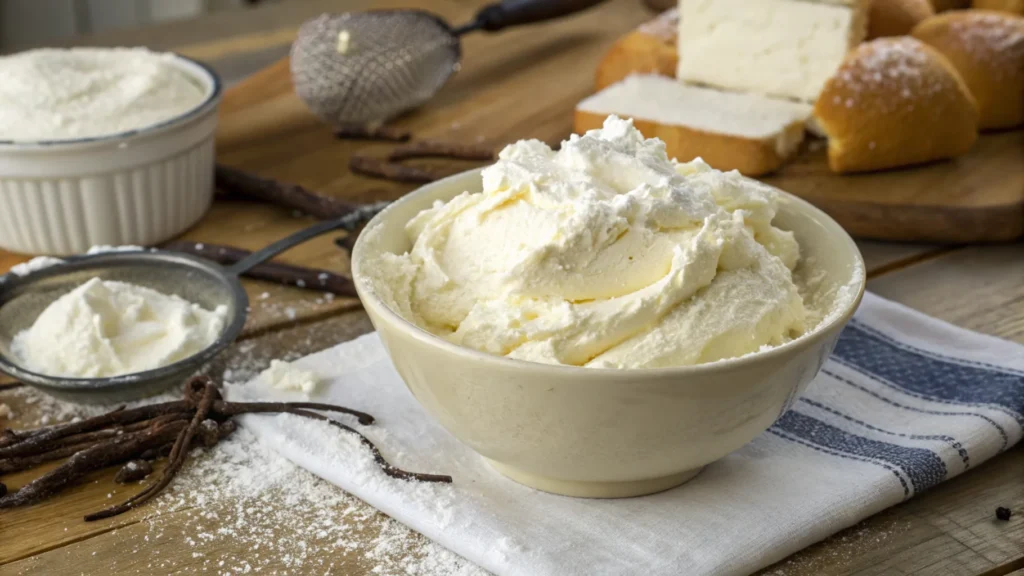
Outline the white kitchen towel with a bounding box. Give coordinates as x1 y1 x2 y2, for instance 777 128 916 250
235 292 1024 576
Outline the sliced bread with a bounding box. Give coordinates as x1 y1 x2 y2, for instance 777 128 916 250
595 9 679 90
575 75 812 176
677 0 870 102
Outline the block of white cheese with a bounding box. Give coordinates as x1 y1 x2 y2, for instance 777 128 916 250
574 75 812 176
676 0 870 102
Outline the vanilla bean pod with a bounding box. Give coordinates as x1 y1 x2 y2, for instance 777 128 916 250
1 429 21 448
332 123 410 142
215 400 375 426
387 140 495 162
0 401 188 459
216 164 357 219
0 382 24 392
349 155 444 183
163 240 357 297
86 380 218 521
0 421 187 509
2 377 449 518
115 460 153 484
283 407 451 484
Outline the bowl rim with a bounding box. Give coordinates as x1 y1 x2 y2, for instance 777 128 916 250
352 167 867 379
0 51 223 149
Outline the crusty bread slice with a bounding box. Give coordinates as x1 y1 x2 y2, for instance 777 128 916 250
677 0 870 102
814 37 979 173
575 75 812 176
595 9 679 90
913 10 1024 129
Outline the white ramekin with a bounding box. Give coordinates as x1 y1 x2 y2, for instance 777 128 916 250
0 55 222 256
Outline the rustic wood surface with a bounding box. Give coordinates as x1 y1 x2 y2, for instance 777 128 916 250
1 1 1021 575
762 131 1024 245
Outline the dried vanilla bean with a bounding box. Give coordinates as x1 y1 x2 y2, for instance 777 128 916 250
1 375 449 521
216 164 357 219
114 460 153 484
387 139 495 162
332 123 410 142
163 240 357 297
349 155 444 183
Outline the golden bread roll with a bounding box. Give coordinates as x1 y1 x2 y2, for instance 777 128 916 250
814 37 979 173
972 0 1024 14
929 0 970 11
869 0 935 38
595 9 678 90
913 10 1024 129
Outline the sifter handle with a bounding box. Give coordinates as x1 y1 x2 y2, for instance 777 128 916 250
224 201 389 277
453 0 608 35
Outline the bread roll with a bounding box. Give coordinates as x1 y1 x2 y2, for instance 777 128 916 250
595 9 678 90
814 37 979 173
868 0 935 38
972 0 1024 14
929 0 970 11
913 10 1024 129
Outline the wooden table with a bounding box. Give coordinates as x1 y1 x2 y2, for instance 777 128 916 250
1 1 1022 574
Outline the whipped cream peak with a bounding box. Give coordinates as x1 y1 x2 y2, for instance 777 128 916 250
366 116 810 368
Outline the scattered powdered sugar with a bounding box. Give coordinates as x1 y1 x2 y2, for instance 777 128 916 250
86 244 148 254
6 245 150 278
943 13 1024 80
140 426 482 575
828 38 956 115
948 12 1024 58
5 349 482 574
9 256 65 276
637 8 678 42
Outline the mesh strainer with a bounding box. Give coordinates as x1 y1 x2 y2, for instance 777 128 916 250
291 0 607 126
0 203 386 403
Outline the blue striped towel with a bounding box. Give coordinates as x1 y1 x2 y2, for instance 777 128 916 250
238 292 1024 576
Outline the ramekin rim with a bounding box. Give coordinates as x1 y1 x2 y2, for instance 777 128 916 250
0 52 222 149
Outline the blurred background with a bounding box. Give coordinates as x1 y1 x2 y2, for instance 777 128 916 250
0 0 271 50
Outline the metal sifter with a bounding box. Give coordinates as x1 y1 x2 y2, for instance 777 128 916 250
291 0 607 126
0 203 387 403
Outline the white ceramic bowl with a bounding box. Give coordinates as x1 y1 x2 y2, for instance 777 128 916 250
352 169 866 498
0 55 221 256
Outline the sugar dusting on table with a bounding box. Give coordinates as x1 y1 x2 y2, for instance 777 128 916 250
3 342 482 575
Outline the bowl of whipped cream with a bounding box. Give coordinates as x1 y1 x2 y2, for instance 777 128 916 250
353 116 866 498
0 47 222 255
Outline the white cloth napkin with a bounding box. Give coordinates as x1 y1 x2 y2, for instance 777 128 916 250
236 292 1024 576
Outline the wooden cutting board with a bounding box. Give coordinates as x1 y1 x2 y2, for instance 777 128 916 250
762 130 1024 243
215 2 1021 244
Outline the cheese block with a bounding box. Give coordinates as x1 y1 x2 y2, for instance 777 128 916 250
595 9 679 90
575 75 812 176
677 0 870 102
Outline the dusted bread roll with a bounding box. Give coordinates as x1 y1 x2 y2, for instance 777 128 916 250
595 9 678 90
868 0 935 38
814 37 979 173
913 10 1024 129
929 0 970 10
972 0 1024 14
